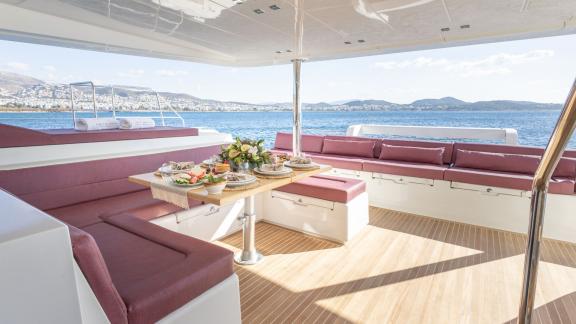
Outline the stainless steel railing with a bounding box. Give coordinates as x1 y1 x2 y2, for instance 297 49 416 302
69 82 185 127
517 78 576 323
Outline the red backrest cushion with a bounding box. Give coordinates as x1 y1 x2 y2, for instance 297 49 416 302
452 143 543 162
68 226 128 324
324 135 382 157
379 144 445 165
454 149 576 178
555 158 576 178
274 133 325 153
381 139 453 164
322 139 375 158
0 145 220 210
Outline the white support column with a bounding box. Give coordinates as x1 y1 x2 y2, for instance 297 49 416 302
292 0 304 157
292 59 303 157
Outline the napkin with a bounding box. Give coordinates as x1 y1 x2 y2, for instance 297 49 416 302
150 178 192 209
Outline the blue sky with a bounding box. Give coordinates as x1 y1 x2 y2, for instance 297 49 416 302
1 34 576 104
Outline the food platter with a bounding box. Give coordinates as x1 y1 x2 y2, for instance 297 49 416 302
158 161 196 174
253 166 292 176
170 179 204 188
284 161 319 170
222 172 257 187
165 166 206 188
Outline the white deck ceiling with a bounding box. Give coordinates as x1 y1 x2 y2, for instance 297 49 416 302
0 0 575 66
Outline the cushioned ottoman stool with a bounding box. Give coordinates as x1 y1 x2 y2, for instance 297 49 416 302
263 175 369 242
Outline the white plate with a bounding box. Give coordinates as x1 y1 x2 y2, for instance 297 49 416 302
254 167 292 175
159 166 195 174
224 173 257 187
170 180 204 188
284 161 318 169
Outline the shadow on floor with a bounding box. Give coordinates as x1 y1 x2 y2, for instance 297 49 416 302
220 221 341 255
503 292 576 324
369 207 576 268
221 208 576 323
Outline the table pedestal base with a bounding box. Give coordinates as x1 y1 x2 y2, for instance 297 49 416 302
234 251 263 265
234 195 263 265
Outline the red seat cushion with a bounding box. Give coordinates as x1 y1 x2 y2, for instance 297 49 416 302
0 124 199 148
444 167 575 195
454 149 576 178
276 175 366 203
83 213 234 324
68 226 128 324
47 190 193 228
307 153 364 171
363 160 447 180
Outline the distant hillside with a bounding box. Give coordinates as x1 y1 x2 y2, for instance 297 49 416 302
344 99 397 107
0 70 563 112
0 71 44 93
411 97 467 107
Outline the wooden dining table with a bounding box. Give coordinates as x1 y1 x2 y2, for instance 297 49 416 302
129 164 330 265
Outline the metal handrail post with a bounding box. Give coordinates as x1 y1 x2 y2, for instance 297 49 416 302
91 82 98 118
517 79 576 324
111 86 116 118
155 92 166 126
69 84 76 127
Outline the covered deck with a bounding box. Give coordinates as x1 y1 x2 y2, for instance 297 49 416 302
221 207 576 324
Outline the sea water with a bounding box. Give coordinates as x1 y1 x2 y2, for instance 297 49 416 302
0 110 571 148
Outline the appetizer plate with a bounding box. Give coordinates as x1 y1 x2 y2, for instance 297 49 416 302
170 180 204 188
284 161 319 169
254 167 292 176
158 165 195 174
224 173 257 187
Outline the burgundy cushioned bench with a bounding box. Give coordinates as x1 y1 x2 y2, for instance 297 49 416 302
273 132 576 195
445 143 576 194
276 175 366 203
272 133 453 180
69 215 233 324
0 124 199 148
269 174 369 242
0 144 236 324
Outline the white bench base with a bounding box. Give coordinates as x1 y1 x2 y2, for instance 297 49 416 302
261 190 369 243
158 274 241 324
151 200 246 242
324 167 576 243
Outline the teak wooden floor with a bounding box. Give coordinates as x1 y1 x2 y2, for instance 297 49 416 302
217 207 576 324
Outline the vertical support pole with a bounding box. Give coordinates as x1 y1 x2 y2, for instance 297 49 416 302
517 79 576 324
292 0 304 157
234 195 263 265
292 59 303 157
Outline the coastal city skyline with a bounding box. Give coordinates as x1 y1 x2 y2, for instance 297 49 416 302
1 34 576 105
